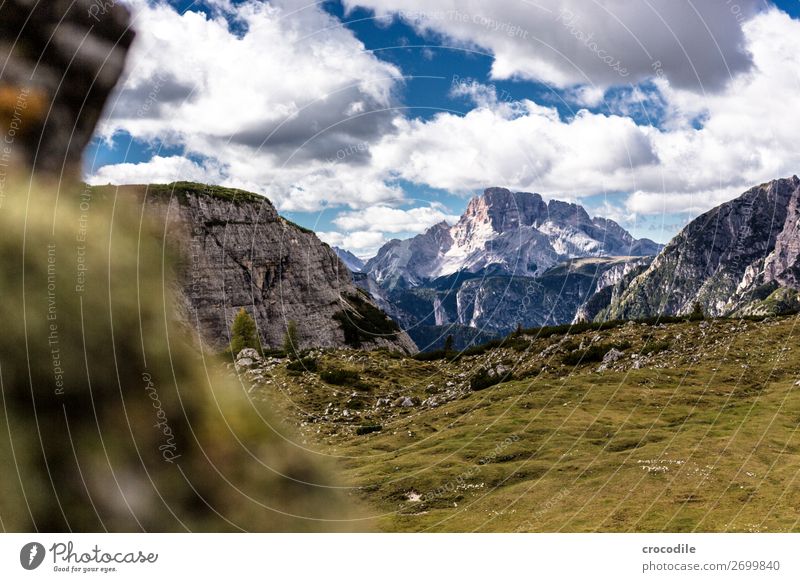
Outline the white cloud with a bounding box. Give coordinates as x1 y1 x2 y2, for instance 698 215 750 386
368 101 657 198
95 0 404 211
93 1 800 249
624 8 800 212
566 85 606 108
343 0 758 91
449 77 500 108
586 199 638 228
317 230 387 258
90 155 224 185
625 188 743 217
333 204 459 233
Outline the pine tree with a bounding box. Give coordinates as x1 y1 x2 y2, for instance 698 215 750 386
689 302 705 321
443 334 454 353
230 307 259 355
283 319 299 359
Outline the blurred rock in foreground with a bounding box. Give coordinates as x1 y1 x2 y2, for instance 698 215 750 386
0 1 357 531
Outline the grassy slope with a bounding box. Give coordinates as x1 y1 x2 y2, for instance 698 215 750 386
253 313 800 533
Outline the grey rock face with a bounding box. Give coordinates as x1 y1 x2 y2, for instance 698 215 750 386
762 178 800 289
602 176 800 320
377 256 651 347
459 188 548 234
364 221 453 289
107 183 417 353
573 257 652 323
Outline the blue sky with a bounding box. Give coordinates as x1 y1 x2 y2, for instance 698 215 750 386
87 0 800 256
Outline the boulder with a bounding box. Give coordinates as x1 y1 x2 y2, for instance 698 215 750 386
237 348 262 362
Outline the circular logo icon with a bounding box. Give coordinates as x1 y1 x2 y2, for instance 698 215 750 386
20 542 46 570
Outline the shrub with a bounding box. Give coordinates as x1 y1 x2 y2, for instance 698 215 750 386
641 340 671 355
469 367 511 391
286 357 318 373
462 338 504 357
508 338 533 352
688 302 705 321
282 320 299 359
519 319 626 339
230 307 260 355
562 341 631 366
346 397 367 410
413 349 449 361
443 334 454 353
356 425 382 436
320 368 362 386
373 347 405 360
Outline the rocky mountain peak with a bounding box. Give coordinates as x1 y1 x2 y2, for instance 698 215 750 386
546 199 592 226
364 185 661 293
460 187 547 234
425 220 454 243
591 216 634 244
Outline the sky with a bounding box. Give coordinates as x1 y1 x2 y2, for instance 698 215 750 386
86 0 800 258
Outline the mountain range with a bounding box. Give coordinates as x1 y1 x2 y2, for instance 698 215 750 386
113 176 800 355
364 188 660 288
333 247 365 273
354 187 661 349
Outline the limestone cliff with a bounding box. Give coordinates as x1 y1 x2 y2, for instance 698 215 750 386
101 182 416 353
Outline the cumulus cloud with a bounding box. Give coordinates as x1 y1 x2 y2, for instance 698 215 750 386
94 0 404 210
362 8 800 219
333 204 460 233
566 85 606 108
368 100 658 197
317 230 387 258
625 187 746 217
90 155 225 185
449 77 501 108
343 0 758 92
92 2 800 256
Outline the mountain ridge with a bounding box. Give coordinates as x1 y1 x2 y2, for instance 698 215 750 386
355 187 660 348
364 187 660 289
598 175 800 320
